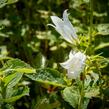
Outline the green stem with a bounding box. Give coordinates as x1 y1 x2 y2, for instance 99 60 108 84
78 82 84 109
85 0 93 55
89 0 93 46
78 74 85 109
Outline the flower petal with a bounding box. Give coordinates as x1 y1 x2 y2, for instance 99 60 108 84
50 10 78 44
51 16 63 26
60 56 75 69
51 16 73 43
63 10 77 39
67 69 79 79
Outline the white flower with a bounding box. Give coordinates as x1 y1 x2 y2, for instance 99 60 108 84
60 51 86 79
49 10 77 44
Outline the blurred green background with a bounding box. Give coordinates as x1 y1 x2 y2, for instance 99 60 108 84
0 0 109 68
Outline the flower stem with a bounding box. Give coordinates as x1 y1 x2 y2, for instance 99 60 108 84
78 75 85 109
89 0 93 45
78 84 83 109
85 0 93 55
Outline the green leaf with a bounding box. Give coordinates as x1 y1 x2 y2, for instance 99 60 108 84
1 86 29 103
0 0 18 8
95 42 109 50
85 87 100 98
62 86 79 108
14 68 36 74
5 87 14 99
3 72 23 88
2 59 35 74
84 74 100 98
7 0 18 4
25 68 67 87
0 0 7 8
3 59 31 69
62 86 90 109
96 24 109 35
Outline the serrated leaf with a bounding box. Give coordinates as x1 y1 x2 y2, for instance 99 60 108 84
62 86 90 109
1 86 29 103
62 86 79 108
84 74 99 98
25 68 67 87
85 87 100 98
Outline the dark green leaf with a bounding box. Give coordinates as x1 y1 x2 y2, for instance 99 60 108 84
25 68 67 87
1 86 29 103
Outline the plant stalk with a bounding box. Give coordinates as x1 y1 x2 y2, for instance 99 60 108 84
89 0 93 46
78 82 84 109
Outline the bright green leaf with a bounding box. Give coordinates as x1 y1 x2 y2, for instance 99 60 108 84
3 72 23 88
14 68 36 74
2 59 35 74
95 42 109 50
7 0 18 4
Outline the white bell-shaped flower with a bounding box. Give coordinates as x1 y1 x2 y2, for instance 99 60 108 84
60 51 86 79
49 10 77 44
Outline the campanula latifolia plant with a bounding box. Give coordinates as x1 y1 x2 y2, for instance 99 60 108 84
49 9 108 109
0 0 109 109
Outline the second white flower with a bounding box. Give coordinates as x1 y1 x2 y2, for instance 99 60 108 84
60 51 86 79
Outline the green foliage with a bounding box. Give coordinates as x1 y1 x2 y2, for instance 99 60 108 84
0 59 35 108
